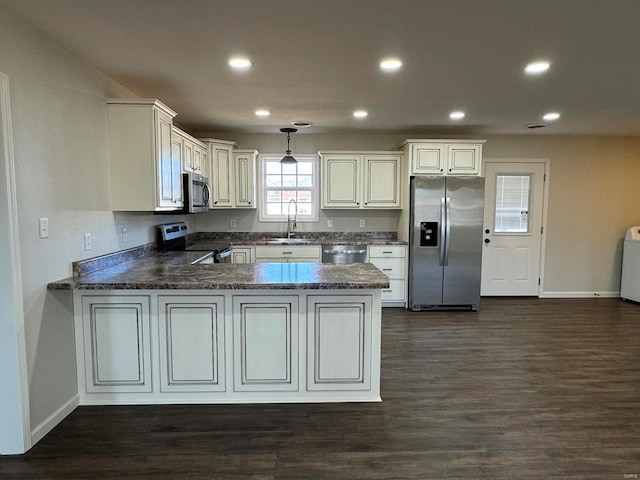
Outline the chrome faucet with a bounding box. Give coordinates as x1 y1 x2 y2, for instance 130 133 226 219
287 199 297 238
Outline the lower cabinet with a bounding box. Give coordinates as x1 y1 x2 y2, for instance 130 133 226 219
307 295 372 391
80 295 152 393
231 247 255 264
368 245 407 307
74 289 381 404
232 295 299 391
158 296 225 392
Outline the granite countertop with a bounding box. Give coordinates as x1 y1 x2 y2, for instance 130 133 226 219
48 252 391 291
190 231 407 247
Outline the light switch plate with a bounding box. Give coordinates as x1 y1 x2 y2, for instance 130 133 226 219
327 219 333 228
121 228 128 243
38 218 49 238
84 233 92 251
359 219 365 228
230 218 237 228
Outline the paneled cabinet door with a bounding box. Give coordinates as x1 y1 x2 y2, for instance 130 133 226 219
231 247 254 264
81 295 152 393
158 296 225 392
233 150 256 208
363 155 401 208
232 295 299 391
411 143 447 175
157 110 183 208
322 154 361 208
210 144 234 207
307 295 372 391
192 144 203 173
447 144 481 175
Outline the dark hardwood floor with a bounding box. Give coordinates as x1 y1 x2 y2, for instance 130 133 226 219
2 298 639 479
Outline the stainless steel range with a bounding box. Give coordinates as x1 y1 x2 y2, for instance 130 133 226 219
156 222 231 263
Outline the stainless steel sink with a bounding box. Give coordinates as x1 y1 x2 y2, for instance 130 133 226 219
263 238 314 244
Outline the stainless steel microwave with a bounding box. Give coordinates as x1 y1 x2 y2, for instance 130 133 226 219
183 172 210 213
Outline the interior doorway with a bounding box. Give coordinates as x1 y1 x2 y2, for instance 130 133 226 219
481 159 549 296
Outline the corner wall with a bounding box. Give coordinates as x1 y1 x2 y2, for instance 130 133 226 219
0 6 187 447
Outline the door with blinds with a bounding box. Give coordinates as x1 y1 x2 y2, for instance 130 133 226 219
481 162 546 296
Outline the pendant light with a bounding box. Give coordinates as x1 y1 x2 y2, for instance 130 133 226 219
279 127 298 164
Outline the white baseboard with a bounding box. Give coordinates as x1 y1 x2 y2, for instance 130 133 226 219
540 291 620 298
30 394 79 446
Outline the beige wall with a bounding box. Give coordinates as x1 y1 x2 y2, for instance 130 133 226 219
0 7 188 437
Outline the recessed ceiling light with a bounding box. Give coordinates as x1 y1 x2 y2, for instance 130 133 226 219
229 57 252 69
449 111 465 120
255 109 270 117
353 110 368 118
379 58 402 72
525 61 550 75
542 112 560 121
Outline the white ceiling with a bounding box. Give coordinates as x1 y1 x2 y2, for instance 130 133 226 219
2 0 640 136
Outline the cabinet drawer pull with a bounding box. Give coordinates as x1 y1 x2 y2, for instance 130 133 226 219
282 251 293 254
382 268 393 271
382 251 393 254
383 289 392 292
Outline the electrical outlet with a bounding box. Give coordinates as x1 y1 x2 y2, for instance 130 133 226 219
38 218 49 238
359 219 365 228
230 218 237 228
327 219 333 228
121 228 128 243
84 233 92 251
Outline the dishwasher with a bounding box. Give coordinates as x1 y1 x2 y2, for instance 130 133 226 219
322 245 368 263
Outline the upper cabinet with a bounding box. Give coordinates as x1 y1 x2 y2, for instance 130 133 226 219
200 139 257 209
108 99 182 211
320 152 402 209
173 126 207 176
400 140 486 176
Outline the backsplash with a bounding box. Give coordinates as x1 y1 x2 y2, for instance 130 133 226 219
190 231 398 241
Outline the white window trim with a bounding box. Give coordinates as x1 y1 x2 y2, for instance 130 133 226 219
258 154 320 222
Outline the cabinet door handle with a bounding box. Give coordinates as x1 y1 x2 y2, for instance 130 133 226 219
282 251 293 255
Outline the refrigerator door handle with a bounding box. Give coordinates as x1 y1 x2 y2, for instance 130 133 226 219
444 197 452 266
440 197 446 266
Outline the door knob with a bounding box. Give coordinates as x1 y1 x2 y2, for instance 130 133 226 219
484 238 491 244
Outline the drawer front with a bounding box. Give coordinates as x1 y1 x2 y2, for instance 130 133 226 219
254 245 321 259
381 279 405 301
368 245 406 258
369 258 405 279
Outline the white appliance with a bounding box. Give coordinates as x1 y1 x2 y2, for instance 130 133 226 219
621 226 640 303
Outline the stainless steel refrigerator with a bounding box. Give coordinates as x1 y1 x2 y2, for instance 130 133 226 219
409 176 485 311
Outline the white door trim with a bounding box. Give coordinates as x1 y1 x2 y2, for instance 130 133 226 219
483 158 550 297
0 72 31 454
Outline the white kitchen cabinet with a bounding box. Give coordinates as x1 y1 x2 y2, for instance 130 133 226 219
200 139 258 209
108 99 182 211
80 295 152 393
158 296 225 392
368 245 407 307
173 126 207 175
233 150 257 207
231 247 255 264
254 245 322 263
306 295 373 391
320 152 402 209
400 140 485 176
232 295 299 392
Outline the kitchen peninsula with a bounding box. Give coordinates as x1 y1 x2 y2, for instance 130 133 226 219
48 252 388 405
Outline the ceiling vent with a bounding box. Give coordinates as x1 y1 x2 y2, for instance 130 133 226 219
523 123 548 129
290 121 313 128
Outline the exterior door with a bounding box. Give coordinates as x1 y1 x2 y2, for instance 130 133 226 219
481 162 546 296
